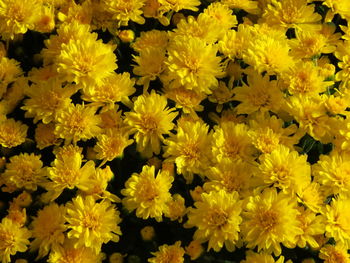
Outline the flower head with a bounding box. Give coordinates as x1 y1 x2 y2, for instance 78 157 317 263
121 165 173 222
0 118 27 148
185 190 243 252
148 241 185 263
65 195 122 253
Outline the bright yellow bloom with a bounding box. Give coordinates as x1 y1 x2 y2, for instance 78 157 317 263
81 72 135 111
296 181 325 213
0 57 22 99
221 0 260 14
42 151 95 202
241 188 302 256
185 240 203 261
21 79 75 124
65 195 122 253
241 250 286 263
185 190 242 252
164 194 186 222
55 103 102 144
319 243 350 263
261 0 321 31
148 241 185 263
212 121 256 164
234 73 283 115
163 119 212 178
0 118 27 148
258 145 311 193
2 153 45 192
0 0 40 40
0 218 31 263
132 30 169 53
165 35 224 95
48 239 104 263
30 203 66 259
121 165 173 222
101 0 146 26
295 207 325 249
323 194 350 247
124 91 177 158
56 37 117 88
313 151 350 196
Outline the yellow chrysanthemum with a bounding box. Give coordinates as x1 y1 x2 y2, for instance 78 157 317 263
204 159 259 198
234 73 283 115
221 0 260 14
323 194 350 247
55 103 102 144
0 0 40 40
0 118 27 148
81 72 135 110
0 57 22 99
296 182 325 213
30 203 66 259
101 0 146 26
241 188 302 256
132 30 169 53
42 151 95 202
48 239 104 263
148 241 185 263
21 79 75 124
163 119 213 178
212 121 256 164
258 145 311 193
261 0 321 31
65 195 122 253
313 151 350 196
56 37 117 88
121 165 173 222
0 218 31 263
319 243 350 263
124 91 177 158
164 194 186 222
295 206 325 249
2 153 45 192
164 35 224 95
185 190 242 252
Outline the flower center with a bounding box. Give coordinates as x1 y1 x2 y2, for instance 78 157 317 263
140 114 158 133
207 209 228 228
0 230 15 250
258 210 278 231
82 212 100 230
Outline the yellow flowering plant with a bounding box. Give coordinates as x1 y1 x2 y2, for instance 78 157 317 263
1 0 350 262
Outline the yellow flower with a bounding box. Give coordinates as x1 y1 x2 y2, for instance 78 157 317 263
163 119 212 178
132 30 169 53
65 195 122 253
0 218 31 263
212 121 256 164
121 165 173 222
313 151 350 196
185 190 242 252
221 0 260 14
323 194 350 247
164 35 224 95
56 37 117 88
34 5 55 33
101 0 146 26
258 145 311 194
185 240 203 261
319 243 350 263
148 241 185 263
0 118 27 148
81 72 135 111
244 32 294 75
296 181 326 213
124 91 177 158
295 207 325 249
261 0 321 31
0 0 40 40
48 239 104 263
55 103 102 144
21 79 75 124
241 188 302 256
0 57 22 99
234 73 283 115
42 151 95 202
35 123 61 150
204 159 259 198
164 194 186 222
2 153 45 192
30 203 66 259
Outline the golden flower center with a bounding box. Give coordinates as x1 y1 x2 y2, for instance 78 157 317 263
9 4 25 21
57 169 80 186
207 209 228 228
182 142 199 160
140 183 159 202
63 249 82 263
77 55 94 75
68 112 85 132
258 210 278 231
0 231 15 250
82 212 100 230
272 165 291 183
184 57 200 73
140 114 158 133
224 140 241 159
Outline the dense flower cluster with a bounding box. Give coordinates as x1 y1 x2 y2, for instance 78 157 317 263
1 0 350 262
